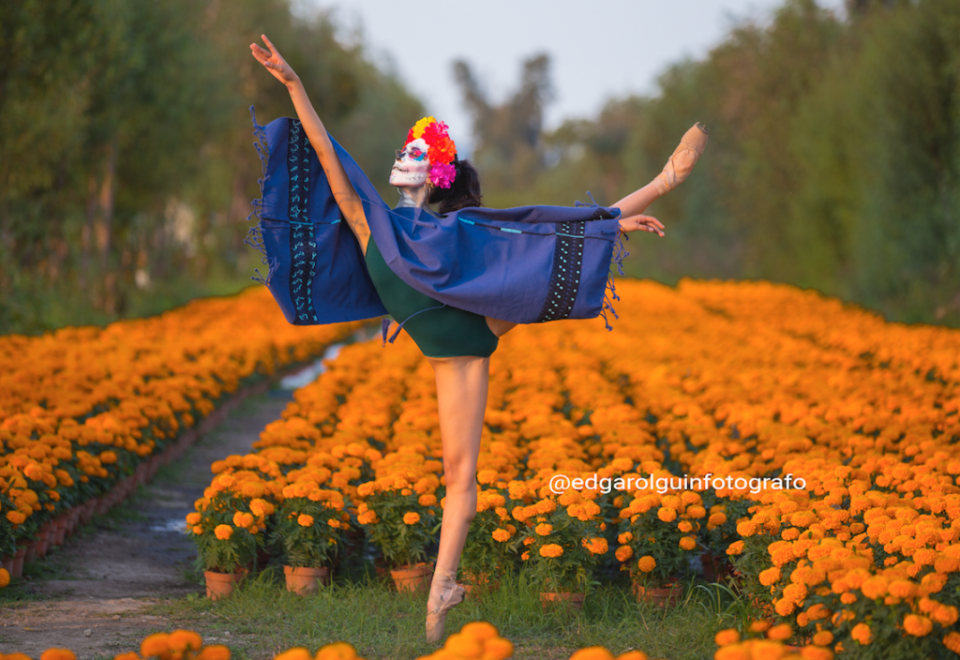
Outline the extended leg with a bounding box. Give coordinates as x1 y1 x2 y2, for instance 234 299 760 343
613 123 709 218
424 354 489 642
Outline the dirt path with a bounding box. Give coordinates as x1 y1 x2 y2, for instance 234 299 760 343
0 390 295 658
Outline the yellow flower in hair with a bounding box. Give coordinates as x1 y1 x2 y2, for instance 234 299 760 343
409 116 436 140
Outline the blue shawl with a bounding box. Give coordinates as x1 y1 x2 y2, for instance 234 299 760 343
244 108 628 329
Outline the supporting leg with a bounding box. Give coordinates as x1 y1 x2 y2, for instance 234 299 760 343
423 354 489 642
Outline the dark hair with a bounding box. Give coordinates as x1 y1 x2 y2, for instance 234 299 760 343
429 156 482 214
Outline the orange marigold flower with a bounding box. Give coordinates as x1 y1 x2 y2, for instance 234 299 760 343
714 644 749 660
141 632 170 657
403 512 420 525
767 623 791 641
615 545 633 562
903 614 933 637
944 631 960 653
315 642 360 660
851 623 871 645
678 536 697 551
419 494 437 507
274 648 312 660
860 576 887 600
813 631 834 646
539 544 564 558
196 645 231 660
759 567 781 586
583 537 608 555
233 512 255 528
492 528 511 542
726 541 745 556
40 650 77 660
887 579 917 599
618 531 633 545
931 604 959 627
568 648 615 660
214 524 233 540
657 507 677 522
715 629 740 645
535 523 553 536
168 630 203 652
637 556 656 573
0 568 10 588
297 514 314 527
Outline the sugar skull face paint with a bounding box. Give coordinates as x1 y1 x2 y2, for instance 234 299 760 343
389 137 431 188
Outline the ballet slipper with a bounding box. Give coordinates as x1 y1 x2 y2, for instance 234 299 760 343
425 569 465 643
653 123 709 195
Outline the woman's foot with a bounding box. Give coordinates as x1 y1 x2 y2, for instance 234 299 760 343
653 123 709 195
425 569 465 643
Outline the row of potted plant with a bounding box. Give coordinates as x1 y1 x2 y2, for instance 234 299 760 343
0 286 361 582
189 279 960 659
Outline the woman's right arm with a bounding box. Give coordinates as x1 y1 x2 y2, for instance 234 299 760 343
250 35 370 253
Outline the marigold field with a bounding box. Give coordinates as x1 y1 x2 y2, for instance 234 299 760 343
4 279 960 660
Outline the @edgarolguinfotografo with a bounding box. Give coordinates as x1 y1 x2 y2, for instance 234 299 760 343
548 473 807 495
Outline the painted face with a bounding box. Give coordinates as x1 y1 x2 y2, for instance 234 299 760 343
389 137 430 187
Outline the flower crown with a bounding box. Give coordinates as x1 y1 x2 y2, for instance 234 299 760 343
405 116 457 189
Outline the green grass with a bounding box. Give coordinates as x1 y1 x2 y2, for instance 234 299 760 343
148 570 754 660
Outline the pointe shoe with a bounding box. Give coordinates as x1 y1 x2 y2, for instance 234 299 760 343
653 123 709 195
425 569 465 643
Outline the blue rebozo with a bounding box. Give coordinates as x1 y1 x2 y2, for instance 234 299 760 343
244 108 628 329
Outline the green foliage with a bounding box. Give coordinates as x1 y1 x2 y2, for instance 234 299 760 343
192 489 263 573
270 491 347 568
518 498 608 593
0 0 424 335
357 489 439 568
476 0 960 327
460 488 521 581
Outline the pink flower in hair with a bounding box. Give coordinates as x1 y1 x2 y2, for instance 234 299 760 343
429 162 456 189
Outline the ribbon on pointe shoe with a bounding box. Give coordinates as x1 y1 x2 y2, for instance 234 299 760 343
653 123 709 195
425 569 465 643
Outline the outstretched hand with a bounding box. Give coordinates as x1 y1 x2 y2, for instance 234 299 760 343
250 34 299 86
619 213 665 236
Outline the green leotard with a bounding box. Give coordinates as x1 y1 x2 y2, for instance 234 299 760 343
363 236 499 358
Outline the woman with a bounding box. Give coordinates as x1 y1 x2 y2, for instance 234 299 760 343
250 34 706 643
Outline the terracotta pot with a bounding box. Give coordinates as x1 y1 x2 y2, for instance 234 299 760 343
462 571 500 599
78 500 95 526
12 546 27 579
53 518 67 546
390 563 433 594
634 583 684 608
539 591 585 611
96 496 111 516
284 566 330 595
24 540 37 563
35 526 50 559
205 570 246 600
135 464 149 486
701 551 734 583
1 556 12 574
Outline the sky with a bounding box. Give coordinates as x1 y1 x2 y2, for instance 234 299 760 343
298 0 846 153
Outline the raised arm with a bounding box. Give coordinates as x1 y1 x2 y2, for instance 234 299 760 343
250 35 371 253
